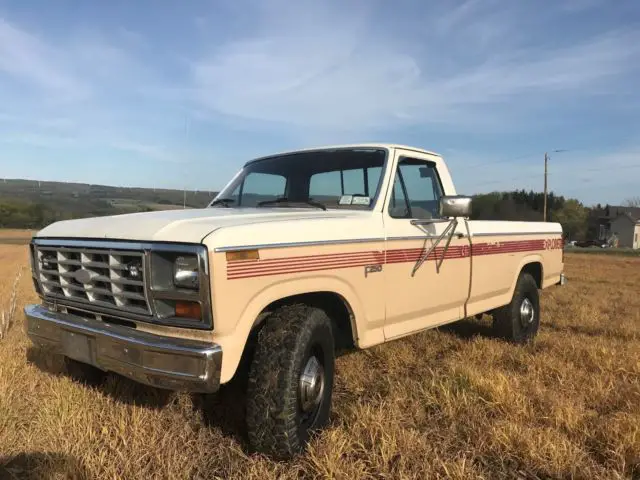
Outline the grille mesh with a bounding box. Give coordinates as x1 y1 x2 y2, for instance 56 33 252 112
36 246 150 315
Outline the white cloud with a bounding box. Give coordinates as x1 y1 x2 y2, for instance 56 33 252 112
109 141 183 163
187 2 640 131
0 15 156 105
0 18 88 100
0 111 76 130
0 2 638 203
3 4 638 137
560 0 606 13
0 132 78 148
0 15 172 162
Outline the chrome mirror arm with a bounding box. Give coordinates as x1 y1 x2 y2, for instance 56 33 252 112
435 219 458 272
410 218 452 225
411 218 458 276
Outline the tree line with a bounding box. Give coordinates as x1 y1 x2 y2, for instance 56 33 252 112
0 188 609 241
470 190 588 240
0 196 196 230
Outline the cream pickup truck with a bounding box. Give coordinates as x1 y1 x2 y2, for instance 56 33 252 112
24 144 566 459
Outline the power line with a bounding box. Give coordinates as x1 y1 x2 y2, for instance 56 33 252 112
471 175 542 188
461 151 541 170
472 164 639 192
561 176 640 193
459 141 633 172
550 163 640 176
459 145 638 201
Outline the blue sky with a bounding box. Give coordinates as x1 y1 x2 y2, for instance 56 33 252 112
0 0 639 206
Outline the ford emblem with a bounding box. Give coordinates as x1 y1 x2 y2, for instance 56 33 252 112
74 269 95 284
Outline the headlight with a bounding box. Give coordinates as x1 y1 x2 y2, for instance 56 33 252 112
173 255 199 289
148 245 212 329
29 242 43 295
29 242 36 272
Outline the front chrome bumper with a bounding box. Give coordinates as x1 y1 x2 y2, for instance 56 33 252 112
24 304 222 393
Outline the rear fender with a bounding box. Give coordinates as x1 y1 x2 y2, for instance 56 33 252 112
509 255 543 297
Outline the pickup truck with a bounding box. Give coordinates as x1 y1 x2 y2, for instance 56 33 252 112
24 144 566 459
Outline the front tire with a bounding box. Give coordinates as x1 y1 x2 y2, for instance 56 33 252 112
492 272 540 343
246 304 335 459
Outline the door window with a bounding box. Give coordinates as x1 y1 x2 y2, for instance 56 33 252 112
388 158 443 219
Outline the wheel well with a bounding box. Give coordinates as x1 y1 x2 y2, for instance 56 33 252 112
521 262 542 289
232 292 356 383
254 292 356 351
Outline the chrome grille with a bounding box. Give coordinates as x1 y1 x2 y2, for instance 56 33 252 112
36 245 150 315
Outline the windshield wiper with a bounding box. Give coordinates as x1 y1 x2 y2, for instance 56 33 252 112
209 198 235 207
257 197 327 211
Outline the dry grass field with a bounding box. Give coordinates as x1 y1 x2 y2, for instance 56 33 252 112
0 233 638 479
0 230 35 246
0 229 36 239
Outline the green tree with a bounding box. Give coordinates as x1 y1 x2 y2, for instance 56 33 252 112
552 199 588 240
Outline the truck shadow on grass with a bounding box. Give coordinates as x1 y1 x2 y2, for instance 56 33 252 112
0 452 89 480
437 316 497 340
26 345 175 408
25 318 496 453
26 345 251 448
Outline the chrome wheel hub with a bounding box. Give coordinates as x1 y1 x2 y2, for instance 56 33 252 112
519 298 535 327
299 355 325 413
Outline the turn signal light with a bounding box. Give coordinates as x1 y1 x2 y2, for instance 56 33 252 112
175 301 202 320
226 249 259 261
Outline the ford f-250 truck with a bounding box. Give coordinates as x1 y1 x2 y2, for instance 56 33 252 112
24 144 566 459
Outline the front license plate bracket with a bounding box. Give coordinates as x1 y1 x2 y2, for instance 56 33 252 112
62 331 94 365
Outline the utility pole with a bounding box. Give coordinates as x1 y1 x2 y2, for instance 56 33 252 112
543 152 548 222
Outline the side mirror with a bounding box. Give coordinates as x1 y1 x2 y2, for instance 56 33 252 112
440 195 472 218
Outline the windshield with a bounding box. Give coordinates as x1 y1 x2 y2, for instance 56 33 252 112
210 148 387 210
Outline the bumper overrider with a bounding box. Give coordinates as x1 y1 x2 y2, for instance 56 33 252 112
24 304 222 393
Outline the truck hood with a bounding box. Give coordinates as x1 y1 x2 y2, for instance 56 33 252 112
36 207 370 243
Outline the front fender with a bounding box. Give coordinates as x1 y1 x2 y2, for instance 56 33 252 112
214 275 367 383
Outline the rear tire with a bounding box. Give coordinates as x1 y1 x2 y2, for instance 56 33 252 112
492 272 540 344
245 304 335 459
64 357 107 386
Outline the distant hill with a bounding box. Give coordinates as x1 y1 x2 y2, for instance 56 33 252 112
0 178 218 229
1 179 593 243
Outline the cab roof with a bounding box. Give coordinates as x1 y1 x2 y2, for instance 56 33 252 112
244 143 442 166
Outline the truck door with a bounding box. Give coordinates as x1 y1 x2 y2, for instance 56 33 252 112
382 152 472 340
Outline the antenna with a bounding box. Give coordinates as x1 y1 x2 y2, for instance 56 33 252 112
183 113 190 209
543 149 568 221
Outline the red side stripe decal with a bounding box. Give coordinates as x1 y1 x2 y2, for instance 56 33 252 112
226 238 561 279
